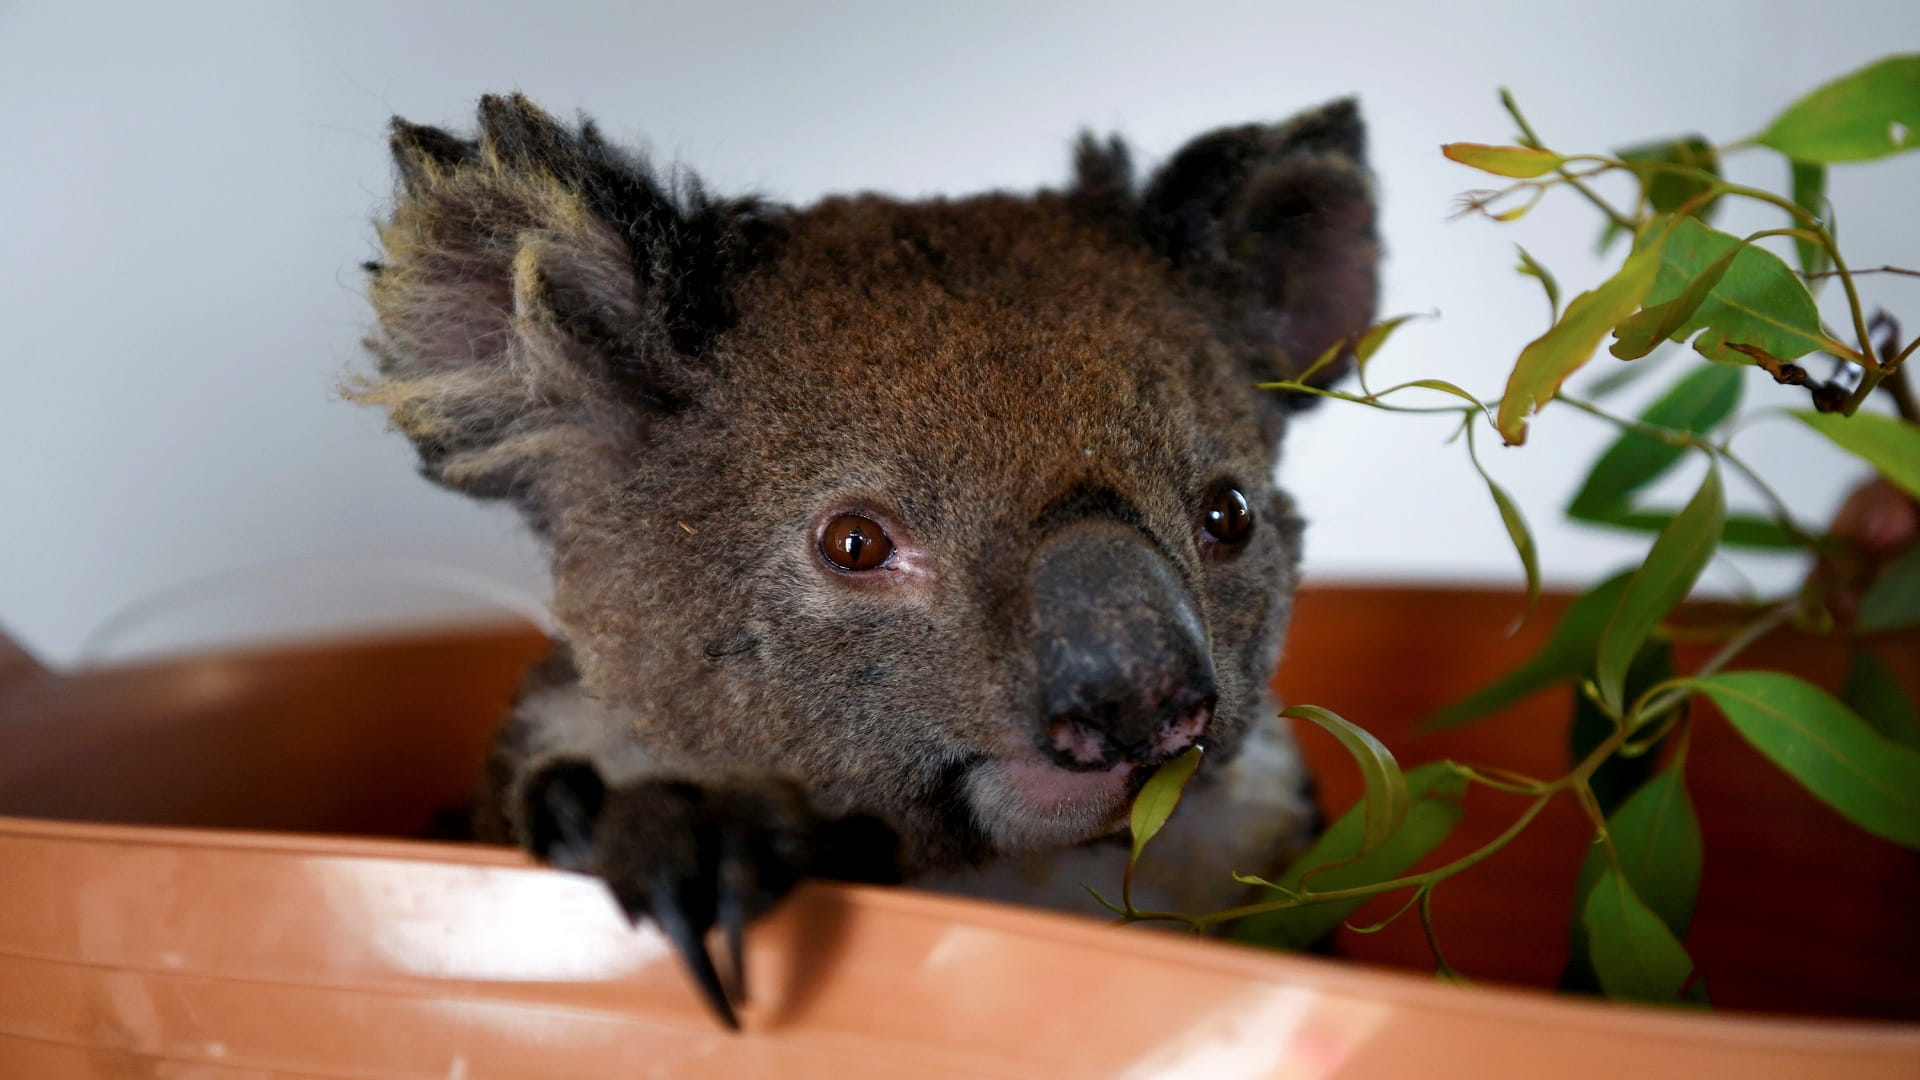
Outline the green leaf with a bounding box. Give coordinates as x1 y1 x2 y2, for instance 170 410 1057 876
1129 745 1203 864
1617 135 1721 223
1426 571 1634 729
1229 762 1466 950
1860 548 1920 633
1487 476 1541 617
1396 378 1485 406
1582 765 1703 935
1565 755 1704 996
1595 465 1725 712
1516 245 1561 322
1568 365 1741 520
1642 218 1829 365
1498 217 1674 444
1792 410 1920 502
1690 672 1920 847
1465 422 1540 618
1583 866 1697 1002
1285 705 1408 854
1583 511 1801 551
1789 160 1831 279
1609 243 1743 361
1443 142 1568 177
1842 648 1920 750
1596 216 1630 256
1756 55 1920 163
1354 314 1420 375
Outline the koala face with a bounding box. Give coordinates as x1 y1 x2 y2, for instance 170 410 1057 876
359 96 1377 876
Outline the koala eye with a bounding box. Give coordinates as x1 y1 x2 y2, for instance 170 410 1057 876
820 514 895 572
1201 486 1254 546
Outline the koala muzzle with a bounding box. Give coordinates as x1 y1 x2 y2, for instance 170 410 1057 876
1030 523 1217 771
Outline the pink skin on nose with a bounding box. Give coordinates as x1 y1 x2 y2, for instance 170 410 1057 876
1152 700 1212 758
1047 716 1112 766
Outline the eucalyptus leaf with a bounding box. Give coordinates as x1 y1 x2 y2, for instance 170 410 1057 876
1789 160 1831 279
1516 245 1561 322
1285 705 1408 854
1565 757 1705 997
1129 745 1203 864
1580 764 1703 936
1427 571 1634 729
1498 218 1673 444
1792 411 1920 502
1467 424 1540 617
1596 466 1726 713
1757 55 1920 163
1443 142 1568 177
1486 476 1541 617
1583 866 1697 1002
1567 365 1741 521
1609 243 1743 361
1859 548 1920 633
1586 511 1801 551
1842 648 1920 750
1229 762 1467 950
1642 218 1828 365
1690 672 1920 848
1617 134 1721 223
1355 314 1420 375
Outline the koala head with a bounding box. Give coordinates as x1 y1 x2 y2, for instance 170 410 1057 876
358 95 1377 874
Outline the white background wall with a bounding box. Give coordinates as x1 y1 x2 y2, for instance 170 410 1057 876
3 1 1916 665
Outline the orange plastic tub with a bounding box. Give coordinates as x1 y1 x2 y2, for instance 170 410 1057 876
2 589 1917 1078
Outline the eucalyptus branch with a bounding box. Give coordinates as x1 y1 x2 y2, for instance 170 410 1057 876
1259 380 1492 416
1633 602 1797 724
1419 888 1464 980
1559 392 1825 550
1587 161 1876 369
1500 89 1636 230
1710 177 1876 367
1553 392 1707 449
1803 265 1920 281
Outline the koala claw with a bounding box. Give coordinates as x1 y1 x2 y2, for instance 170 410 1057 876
523 759 898 1030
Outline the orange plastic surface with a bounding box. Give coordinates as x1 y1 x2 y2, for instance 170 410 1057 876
3 590 1918 1076
2 816 1917 1079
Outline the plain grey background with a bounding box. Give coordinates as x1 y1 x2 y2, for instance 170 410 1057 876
3 1 1916 664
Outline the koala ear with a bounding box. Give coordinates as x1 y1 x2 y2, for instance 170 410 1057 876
1140 99 1379 407
356 94 764 532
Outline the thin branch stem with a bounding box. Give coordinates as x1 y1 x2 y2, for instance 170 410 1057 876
1553 392 1704 449
1803 265 1920 281
1501 89 1635 231
1634 602 1797 723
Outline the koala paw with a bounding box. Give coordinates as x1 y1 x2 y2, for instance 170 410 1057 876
521 760 898 1029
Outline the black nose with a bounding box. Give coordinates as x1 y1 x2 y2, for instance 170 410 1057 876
1030 523 1217 771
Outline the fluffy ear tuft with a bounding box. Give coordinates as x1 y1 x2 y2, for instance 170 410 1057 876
1066 131 1137 225
1141 99 1379 408
355 94 766 532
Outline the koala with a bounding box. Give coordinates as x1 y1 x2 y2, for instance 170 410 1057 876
356 94 1377 1025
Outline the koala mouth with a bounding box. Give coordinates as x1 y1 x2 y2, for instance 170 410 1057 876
961 758 1138 853
1001 759 1135 813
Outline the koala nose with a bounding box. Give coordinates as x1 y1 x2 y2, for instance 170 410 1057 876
1030 523 1217 771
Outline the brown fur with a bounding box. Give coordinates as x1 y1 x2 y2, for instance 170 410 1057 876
357 94 1377 888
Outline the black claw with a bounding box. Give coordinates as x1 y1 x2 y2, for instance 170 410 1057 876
649 876 738 1031
716 854 751 1005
